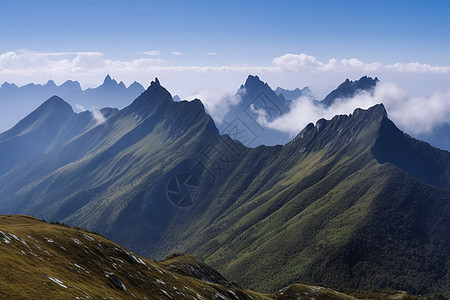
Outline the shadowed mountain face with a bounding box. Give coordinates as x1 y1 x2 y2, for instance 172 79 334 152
0 79 449 297
0 75 144 132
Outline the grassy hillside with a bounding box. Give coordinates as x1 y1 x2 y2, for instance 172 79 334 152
1 215 439 300
0 215 269 300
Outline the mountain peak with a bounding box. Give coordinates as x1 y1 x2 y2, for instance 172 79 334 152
46 80 57 88
60 80 82 90
242 74 265 89
322 75 379 106
102 74 118 86
0 82 18 90
124 77 172 116
40 95 74 113
247 74 260 82
358 103 386 117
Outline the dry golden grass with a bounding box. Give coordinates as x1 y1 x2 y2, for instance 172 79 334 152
0 215 268 299
0 215 432 300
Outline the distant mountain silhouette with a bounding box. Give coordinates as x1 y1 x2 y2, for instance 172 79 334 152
275 86 312 101
0 75 144 132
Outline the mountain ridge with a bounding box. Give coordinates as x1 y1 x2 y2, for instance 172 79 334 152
0 79 448 296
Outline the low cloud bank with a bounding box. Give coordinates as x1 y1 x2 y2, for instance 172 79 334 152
264 82 450 138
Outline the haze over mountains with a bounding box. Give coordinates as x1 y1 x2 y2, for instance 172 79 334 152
0 77 448 297
2 74 449 151
222 75 450 151
0 75 144 132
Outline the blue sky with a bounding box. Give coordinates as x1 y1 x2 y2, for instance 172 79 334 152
2 0 450 64
1 0 450 97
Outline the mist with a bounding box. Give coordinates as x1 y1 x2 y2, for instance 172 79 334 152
264 82 450 139
187 90 242 124
91 108 106 125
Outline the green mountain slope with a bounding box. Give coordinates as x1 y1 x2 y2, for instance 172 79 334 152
0 80 449 296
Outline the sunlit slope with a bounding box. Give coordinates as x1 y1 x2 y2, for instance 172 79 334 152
0 215 270 300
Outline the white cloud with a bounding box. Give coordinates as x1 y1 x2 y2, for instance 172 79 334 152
143 50 160 56
207 52 217 56
271 53 449 74
2 50 449 87
385 62 450 73
0 50 165 85
1 50 450 100
74 104 86 113
91 108 106 125
187 90 242 124
272 53 323 72
264 82 450 138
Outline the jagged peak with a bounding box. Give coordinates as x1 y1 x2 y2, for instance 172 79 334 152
0 82 18 89
246 74 260 81
322 75 380 106
340 75 378 86
244 74 265 87
102 74 119 86
124 78 172 115
46 80 57 87
145 77 164 94
290 103 389 150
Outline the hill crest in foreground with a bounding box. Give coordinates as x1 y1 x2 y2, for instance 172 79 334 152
2 215 433 300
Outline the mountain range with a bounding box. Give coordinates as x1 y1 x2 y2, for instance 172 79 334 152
0 78 449 297
215 75 382 147
0 75 144 132
3 74 449 152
